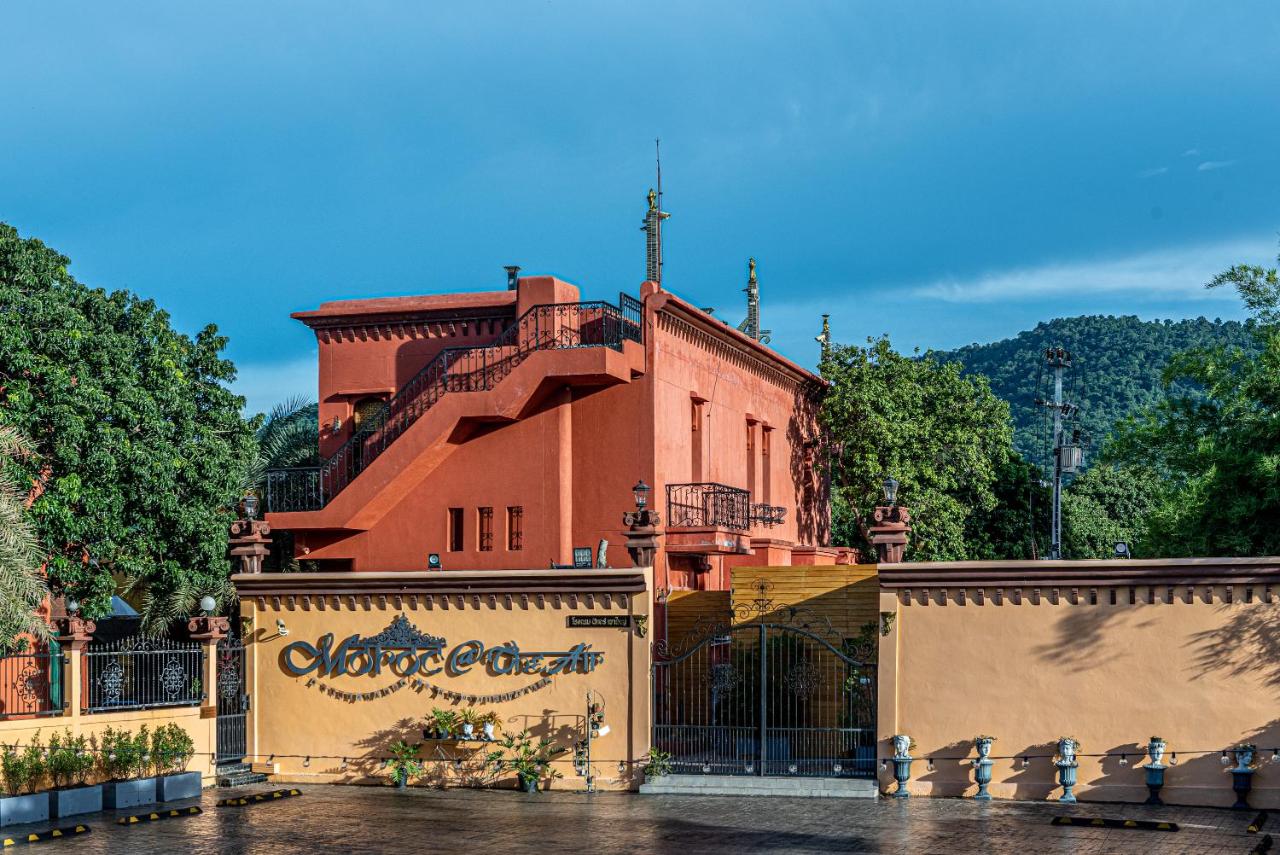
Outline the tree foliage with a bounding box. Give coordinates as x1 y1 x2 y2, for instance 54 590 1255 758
0 223 257 629
245 395 318 493
821 336 1031 560
934 315 1257 463
1108 244 1280 557
1060 463 1161 559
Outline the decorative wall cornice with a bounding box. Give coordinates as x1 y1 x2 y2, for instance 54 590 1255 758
247 590 634 612
233 569 648 604
313 315 509 345
879 557 1280 590
655 306 825 399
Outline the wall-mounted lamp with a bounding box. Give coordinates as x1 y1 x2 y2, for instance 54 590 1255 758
329 416 342 433
427 553 442 571
276 618 289 637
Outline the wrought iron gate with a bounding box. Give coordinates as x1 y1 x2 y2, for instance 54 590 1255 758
652 596 876 778
215 637 248 763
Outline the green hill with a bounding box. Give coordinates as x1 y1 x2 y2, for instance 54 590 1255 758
932 315 1257 467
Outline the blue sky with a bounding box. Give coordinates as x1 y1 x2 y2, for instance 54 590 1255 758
2 2 1278 414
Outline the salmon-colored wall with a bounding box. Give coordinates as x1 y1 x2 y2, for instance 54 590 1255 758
237 570 651 791
878 560 1280 808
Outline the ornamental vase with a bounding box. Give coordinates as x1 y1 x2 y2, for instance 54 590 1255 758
1057 739 1078 765
1055 761 1079 803
891 734 911 759
483 723 496 741
1143 765 1165 806
971 759 993 800
462 723 475 739
1147 740 1166 767
891 757 913 798
1232 769 1254 810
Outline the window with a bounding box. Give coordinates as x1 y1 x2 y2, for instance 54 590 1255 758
762 426 773 503
447 508 464 552
746 422 757 497
478 507 494 552
506 506 524 551
352 396 386 430
690 400 703 481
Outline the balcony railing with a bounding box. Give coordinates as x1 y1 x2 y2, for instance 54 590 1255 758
667 483 753 531
266 295 642 513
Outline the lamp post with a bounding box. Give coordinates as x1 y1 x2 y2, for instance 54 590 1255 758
869 475 911 563
230 492 272 574
623 480 661 567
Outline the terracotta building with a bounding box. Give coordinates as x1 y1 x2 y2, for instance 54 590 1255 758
265 197 854 596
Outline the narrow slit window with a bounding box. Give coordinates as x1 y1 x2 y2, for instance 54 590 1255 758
507 506 524 551
478 507 494 552
447 507 464 552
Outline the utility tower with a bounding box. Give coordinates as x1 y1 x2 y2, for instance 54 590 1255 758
1035 347 1083 559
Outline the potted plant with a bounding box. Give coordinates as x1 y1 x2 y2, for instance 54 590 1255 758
641 749 672 782
485 730 566 793
383 740 424 790
47 730 101 820
458 708 481 740
424 708 459 740
480 710 501 741
155 724 200 802
100 726 157 810
0 736 50 828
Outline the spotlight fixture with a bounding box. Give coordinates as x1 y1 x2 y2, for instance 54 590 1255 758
276 618 289 637
427 553 442 571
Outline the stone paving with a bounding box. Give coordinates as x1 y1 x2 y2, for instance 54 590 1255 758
8 784 1269 854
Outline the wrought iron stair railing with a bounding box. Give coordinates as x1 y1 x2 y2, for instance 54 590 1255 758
266 295 641 513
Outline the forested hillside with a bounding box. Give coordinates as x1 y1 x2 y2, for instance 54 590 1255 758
932 315 1256 464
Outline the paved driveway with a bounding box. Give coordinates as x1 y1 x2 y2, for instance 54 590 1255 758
17 784 1267 854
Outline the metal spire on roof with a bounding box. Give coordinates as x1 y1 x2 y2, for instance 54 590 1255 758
737 257 772 344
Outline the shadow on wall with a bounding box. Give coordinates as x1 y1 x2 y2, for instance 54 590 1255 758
1191 603 1280 691
914 739 976 795
787 391 825 548
1002 740 1060 801
1032 601 1132 672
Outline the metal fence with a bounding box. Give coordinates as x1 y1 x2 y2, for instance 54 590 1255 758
0 646 63 718
82 637 204 713
266 295 644 513
667 482 753 531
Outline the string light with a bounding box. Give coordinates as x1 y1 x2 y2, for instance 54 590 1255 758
1271 750 1280 764
1221 751 1231 766
926 758 935 772
303 756 310 768
879 760 888 773
1020 757 1029 769
1118 754 1128 767
1170 753 1178 765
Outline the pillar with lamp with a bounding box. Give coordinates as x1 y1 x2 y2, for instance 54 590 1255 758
229 493 272 574
623 480 661 567
869 475 911 564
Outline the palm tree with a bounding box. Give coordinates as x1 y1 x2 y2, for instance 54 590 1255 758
244 396 320 493
0 425 51 650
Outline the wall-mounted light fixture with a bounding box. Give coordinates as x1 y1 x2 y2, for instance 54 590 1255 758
276 618 289 637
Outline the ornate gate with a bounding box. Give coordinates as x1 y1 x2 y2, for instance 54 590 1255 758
215 636 248 763
652 592 876 778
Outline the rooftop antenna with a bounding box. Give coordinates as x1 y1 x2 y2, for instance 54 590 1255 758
816 314 831 360
642 139 670 286
1034 347 1083 559
737 258 772 343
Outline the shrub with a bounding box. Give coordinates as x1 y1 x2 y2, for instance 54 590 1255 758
47 730 79 789
97 727 137 781
132 726 152 779
21 733 46 793
153 724 194 774
1 745 26 796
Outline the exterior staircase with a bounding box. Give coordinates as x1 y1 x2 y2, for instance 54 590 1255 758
265 295 642 514
216 762 269 787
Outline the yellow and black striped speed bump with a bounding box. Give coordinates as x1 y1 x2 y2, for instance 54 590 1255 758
1250 811 1271 834
1250 833 1273 855
115 806 203 826
1051 816 1178 832
1 825 91 847
216 788 303 807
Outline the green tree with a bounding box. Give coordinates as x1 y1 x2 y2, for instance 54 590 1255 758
0 426 51 648
1060 463 1161 558
0 223 256 630
245 395 319 493
821 336 1030 560
1109 243 1280 556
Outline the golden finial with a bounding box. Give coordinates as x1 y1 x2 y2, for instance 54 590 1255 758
748 257 757 283
647 188 657 211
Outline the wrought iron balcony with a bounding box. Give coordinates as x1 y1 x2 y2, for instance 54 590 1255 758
750 502 788 527
666 483 752 531
265 295 642 514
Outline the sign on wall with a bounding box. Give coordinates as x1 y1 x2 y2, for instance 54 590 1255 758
281 614 606 680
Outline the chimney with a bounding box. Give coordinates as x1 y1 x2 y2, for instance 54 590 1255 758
505 265 521 291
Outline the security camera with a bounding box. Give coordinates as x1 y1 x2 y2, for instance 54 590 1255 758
276 618 290 637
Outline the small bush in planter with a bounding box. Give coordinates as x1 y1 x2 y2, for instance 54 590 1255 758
153 724 199 801
20 733 46 794
0 740 50 827
96 727 138 782
484 731 565 793
383 740 424 789
46 730 100 819
641 749 673 780
426 708 459 739
1 744 29 797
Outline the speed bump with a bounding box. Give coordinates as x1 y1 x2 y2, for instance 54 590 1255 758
1 825 91 846
1051 816 1179 832
115 806 203 826
216 788 303 807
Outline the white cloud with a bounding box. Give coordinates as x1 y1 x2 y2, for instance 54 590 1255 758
1197 159 1235 171
1182 148 1200 157
909 236 1276 304
232 354 318 416
1137 166 1168 178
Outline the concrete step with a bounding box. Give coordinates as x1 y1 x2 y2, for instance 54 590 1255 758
639 774 879 799
216 762 269 787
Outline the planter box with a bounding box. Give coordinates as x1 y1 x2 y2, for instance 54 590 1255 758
103 778 157 810
158 772 201 802
49 785 102 819
0 792 50 828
